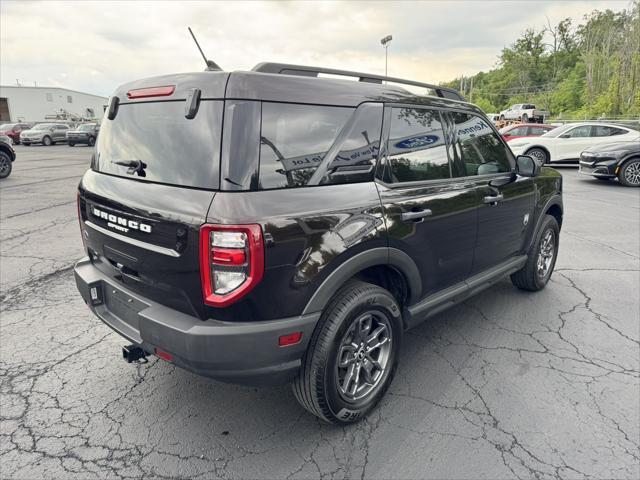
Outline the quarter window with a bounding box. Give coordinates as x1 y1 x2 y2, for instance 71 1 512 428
594 126 626 137
384 107 450 183
258 103 352 189
449 112 512 176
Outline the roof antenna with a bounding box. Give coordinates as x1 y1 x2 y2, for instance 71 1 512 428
188 27 222 71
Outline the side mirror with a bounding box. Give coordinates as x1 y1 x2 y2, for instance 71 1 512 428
516 155 540 177
50 127 55 132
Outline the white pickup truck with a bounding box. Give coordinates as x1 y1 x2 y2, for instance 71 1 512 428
499 104 549 123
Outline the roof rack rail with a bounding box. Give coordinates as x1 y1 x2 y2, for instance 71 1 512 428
252 62 465 101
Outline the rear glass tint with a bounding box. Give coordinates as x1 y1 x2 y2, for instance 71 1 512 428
258 103 353 189
95 100 222 189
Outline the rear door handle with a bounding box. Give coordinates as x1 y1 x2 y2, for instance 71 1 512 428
401 209 433 222
483 193 504 205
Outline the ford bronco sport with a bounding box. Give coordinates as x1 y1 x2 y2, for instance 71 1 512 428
74 63 563 424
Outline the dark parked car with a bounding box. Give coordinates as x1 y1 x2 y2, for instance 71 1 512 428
0 137 16 178
74 63 563 424
0 123 32 144
579 141 640 187
67 123 100 146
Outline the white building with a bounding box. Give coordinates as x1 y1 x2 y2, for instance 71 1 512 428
0 85 108 123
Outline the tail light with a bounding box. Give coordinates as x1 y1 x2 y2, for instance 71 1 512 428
77 192 85 245
200 224 264 307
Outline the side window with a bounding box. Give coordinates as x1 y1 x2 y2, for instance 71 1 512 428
384 107 450 183
565 126 592 138
529 126 549 136
594 126 626 137
258 103 352 189
449 112 512 176
319 103 382 185
508 126 528 136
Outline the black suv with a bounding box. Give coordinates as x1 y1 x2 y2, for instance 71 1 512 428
74 63 563 424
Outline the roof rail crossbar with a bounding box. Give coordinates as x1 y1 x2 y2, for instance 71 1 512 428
252 62 465 101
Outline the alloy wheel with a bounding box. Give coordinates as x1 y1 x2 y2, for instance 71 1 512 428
0 157 10 177
623 161 640 185
335 311 392 402
536 229 555 278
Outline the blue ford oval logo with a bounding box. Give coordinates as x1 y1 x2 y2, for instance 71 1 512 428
394 135 439 149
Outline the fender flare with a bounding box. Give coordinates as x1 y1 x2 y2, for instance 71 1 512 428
529 194 562 250
301 247 422 315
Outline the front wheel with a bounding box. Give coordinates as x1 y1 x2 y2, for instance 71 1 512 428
618 159 640 187
88 136 96 147
42 136 52 146
0 151 12 178
68 142 75 147
511 215 560 291
293 281 402 424
526 147 549 165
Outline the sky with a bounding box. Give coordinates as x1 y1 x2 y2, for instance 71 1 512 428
0 0 633 97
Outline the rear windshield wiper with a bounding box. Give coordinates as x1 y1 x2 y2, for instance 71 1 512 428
111 159 147 177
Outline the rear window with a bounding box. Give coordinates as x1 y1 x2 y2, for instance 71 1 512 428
94 100 222 189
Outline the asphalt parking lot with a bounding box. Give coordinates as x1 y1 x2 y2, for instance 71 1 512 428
1 145 638 480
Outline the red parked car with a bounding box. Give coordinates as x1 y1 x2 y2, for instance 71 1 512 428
499 123 556 142
0 123 32 145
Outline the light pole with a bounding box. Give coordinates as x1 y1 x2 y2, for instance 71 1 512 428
380 35 392 76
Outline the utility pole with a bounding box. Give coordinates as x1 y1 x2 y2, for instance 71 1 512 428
380 35 392 76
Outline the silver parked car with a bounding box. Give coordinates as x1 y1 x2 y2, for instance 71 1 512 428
20 123 70 146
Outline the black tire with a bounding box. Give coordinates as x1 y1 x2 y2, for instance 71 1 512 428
42 136 52 146
511 215 560 291
292 280 402 424
88 136 96 147
526 147 549 165
0 151 12 179
618 159 640 187
521 113 529 123
68 142 75 147
499 114 505 121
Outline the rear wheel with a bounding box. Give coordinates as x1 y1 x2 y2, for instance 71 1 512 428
511 215 559 291
521 113 529 123
88 136 96 146
0 151 12 178
618 159 640 187
293 281 402 424
68 142 75 147
499 114 505 121
42 136 52 146
526 147 548 164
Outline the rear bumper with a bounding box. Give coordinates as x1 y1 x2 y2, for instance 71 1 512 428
74 257 319 386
